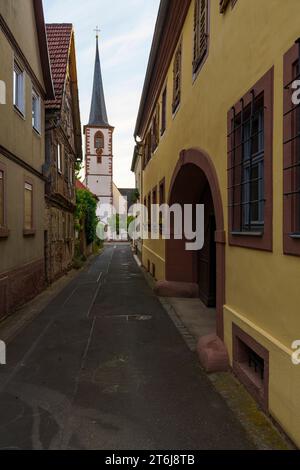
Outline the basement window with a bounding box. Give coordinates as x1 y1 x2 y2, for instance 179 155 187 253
233 324 269 410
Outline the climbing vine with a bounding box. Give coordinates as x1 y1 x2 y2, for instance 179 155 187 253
75 189 98 245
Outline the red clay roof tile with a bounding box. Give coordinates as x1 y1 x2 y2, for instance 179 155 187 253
45 24 73 110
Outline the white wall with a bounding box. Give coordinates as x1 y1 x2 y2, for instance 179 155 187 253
85 125 113 201
88 155 111 176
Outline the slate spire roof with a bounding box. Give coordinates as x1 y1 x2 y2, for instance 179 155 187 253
88 37 110 126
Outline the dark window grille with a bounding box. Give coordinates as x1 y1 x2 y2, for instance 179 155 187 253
228 92 265 233
161 87 167 135
283 39 300 235
247 347 265 381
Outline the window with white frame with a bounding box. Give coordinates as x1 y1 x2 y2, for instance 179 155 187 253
57 143 63 174
69 162 73 185
13 61 24 114
0 170 4 227
32 88 41 132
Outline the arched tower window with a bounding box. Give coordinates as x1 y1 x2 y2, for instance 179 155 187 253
95 131 104 150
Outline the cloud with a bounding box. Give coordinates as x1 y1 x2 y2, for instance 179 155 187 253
43 0 159 187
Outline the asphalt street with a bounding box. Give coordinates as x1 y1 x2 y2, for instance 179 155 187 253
0 245 254 450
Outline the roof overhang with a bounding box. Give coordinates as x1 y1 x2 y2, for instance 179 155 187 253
33 0 54 100
131 144 140 173
134 0 191 140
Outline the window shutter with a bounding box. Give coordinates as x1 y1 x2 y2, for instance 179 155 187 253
199 0 208 58
194 0 200 62
220 0 230 13
193 0 208 72
173 43 182 112
156 104 160 143
0 171 4 227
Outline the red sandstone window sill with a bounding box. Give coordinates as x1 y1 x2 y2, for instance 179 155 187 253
0 227 9 238
230 231 264 237
23 229 36 237
289 233 300 239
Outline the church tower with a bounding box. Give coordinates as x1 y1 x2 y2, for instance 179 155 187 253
84 32 114 211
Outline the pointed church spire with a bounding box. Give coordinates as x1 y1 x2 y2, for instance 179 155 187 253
88 34 110 126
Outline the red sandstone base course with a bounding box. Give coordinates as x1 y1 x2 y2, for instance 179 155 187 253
0 259 45 321
197 334 229 373
155 280 200 298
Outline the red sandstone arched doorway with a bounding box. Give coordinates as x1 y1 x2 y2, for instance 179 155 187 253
165 149 226 339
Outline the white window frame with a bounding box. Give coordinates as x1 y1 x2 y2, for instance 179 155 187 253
24 182 33 231
69 162 73 186
32 87 41 133
57 143 63 174
13 61 25 115
0 170 4 227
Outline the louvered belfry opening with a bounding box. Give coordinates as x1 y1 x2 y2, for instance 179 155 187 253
284 39 300 236
193 0 208 74
228 92 265 233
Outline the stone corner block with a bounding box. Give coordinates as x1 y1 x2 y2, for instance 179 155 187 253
154 281 199 298
197 333 229 373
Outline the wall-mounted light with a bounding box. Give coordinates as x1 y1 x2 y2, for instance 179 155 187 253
0 80 6 104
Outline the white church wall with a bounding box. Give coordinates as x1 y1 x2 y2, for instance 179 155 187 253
113 184 127 215
87 175 112 198
88 155 112 176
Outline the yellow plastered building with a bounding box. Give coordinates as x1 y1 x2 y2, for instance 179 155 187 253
133 0 300 446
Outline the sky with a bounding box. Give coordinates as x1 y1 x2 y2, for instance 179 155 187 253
43 0 160 188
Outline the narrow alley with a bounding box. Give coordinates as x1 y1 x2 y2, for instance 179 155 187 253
0 245 254 450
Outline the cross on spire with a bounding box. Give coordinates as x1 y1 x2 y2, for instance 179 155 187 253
94 26 101 39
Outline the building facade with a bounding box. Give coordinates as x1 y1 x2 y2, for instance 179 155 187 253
131 146 143 258
133 0 300 446
44 24 82 283
84 36 114 217
0 0 53 319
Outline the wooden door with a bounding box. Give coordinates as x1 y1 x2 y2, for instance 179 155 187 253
198 187 216 307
